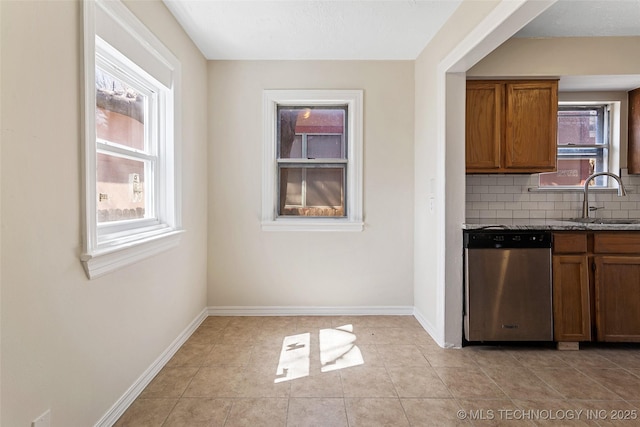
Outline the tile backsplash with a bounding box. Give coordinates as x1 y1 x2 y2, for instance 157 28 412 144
466 168 640 220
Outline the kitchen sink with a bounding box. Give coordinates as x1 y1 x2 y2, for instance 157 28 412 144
566 218 640 225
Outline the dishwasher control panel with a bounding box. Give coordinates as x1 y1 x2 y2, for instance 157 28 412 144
464 230 552 249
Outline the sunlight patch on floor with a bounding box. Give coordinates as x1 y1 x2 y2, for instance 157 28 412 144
274 324 363 383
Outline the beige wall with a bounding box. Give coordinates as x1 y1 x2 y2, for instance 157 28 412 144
468 36 640 78
413 0 501 344
0 1 208 425
207 61 415 308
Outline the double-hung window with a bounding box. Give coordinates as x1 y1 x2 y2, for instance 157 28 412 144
262 90 363 231
81 0 182 278
540 104 612 188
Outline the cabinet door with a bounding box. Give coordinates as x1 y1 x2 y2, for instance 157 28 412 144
553 255 591 342
504 81 557 171
465 82 502 172
628 88 640 174
594 256 640 342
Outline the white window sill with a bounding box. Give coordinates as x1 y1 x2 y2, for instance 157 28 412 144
81 229 184 279
528 187 630 193
261 219 364 232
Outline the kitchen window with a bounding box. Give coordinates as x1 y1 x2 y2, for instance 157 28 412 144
262 90 363 231
81 0 182 278
539 104 612 188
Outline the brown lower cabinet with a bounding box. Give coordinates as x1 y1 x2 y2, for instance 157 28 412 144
553 232 640 343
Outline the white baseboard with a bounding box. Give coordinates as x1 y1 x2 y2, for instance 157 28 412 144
413 307 445 348
207 305 414 316
94 307 208 427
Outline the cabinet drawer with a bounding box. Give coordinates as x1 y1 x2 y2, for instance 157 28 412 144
554 233 588 253
594 233 640 254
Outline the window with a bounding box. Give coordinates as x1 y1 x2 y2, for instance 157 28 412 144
540 104 612 188
81 0 182 278
262 90 363 231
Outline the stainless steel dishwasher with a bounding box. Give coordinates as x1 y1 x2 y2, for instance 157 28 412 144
464 230 553 342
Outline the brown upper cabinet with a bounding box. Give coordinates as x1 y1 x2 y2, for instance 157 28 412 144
466 80 558 173
628 87 640 174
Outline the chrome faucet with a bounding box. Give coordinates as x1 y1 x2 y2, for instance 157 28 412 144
582 172 627 218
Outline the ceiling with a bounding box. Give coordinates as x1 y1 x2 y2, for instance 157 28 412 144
163 0 640 89
163 0 462 60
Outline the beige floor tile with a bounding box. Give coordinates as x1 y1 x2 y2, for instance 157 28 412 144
183 366 244 397
225 398 288 427
468 347 524 368
345 398 409 426
118 317 640 426
456 399 529 426
202 343 252 366
566 400 638 427
139 367 198 399
400 398 469 426
507 349 571 369
368 327 425 345
376 344 430 367
199 316 232 330
356 344 384 367
596 349 640 369
421 348 479 368
114 398 177 427
295 316 334 329
163 398 232 427
287 397 348 427
435 367 507 399
482 366 563 400
247 343 284 369
289 370 343 397
531 367 621 400
554 349 618 369
511 399 598 426
578 368 640 400
340 366 398 398
387 365 451 398
186 327 224 346
237 365 291 397
166 342 214 368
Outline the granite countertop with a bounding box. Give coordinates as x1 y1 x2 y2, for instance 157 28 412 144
464 218 640 231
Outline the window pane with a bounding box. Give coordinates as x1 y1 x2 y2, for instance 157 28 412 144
307 135 343 159
279 107 346 159
539 158 595 187
279 167 345 217
96 68 146 151
558 107 604 146
97 153 147 222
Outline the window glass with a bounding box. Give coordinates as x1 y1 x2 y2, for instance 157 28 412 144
95 68 146 151
539 105 609 188
277 106 347 218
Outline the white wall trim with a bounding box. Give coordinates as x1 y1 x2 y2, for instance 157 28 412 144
94 307 208 427
413 307 454 348
207 306 414 316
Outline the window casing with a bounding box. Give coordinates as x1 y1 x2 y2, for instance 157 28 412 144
262 90 363 231
81 0 182 279
540 103 614 188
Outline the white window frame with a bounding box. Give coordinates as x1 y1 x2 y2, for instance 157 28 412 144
81 0 183 279
262 90 363 232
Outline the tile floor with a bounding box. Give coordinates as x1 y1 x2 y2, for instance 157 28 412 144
114 316 640 426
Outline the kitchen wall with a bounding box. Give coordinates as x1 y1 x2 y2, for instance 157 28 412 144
466 169 640 220
207 61 415 309
1 1 208 425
